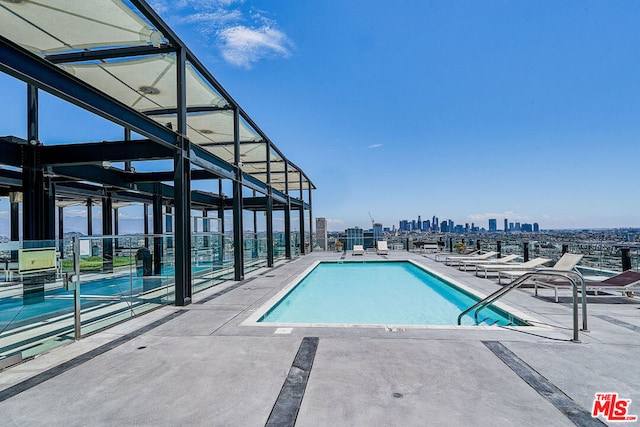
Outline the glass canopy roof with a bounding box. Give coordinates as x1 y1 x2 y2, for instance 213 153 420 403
0 0 313 193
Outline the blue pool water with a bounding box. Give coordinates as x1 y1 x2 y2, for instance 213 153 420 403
259 261 527 326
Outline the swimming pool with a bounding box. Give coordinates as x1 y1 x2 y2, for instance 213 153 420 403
253 261 529 327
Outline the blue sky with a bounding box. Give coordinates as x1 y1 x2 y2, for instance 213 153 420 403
2 1 640 233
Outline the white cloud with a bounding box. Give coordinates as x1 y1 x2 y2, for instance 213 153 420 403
218 25 291 68
148 0 291 68
368 144 383 149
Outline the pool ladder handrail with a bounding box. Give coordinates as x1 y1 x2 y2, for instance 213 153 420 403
457 269 588 342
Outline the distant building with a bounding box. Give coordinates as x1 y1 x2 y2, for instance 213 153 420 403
504 218 508 232
423 220 430 231
315 217 327 250
489 218 497 232
373 223 383 239
346 227 363 250
515 222 521 231
417 215 422 231
399 220 409 231
521 223 533 232
533 223 539 233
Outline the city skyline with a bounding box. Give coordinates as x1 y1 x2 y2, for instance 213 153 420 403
1 1 639 232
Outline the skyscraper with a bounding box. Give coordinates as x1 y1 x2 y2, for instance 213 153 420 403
417 215 422 231
504 218 508 232
489 218 497 232
315 217 327 250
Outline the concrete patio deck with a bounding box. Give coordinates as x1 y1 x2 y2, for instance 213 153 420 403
1 251 639 426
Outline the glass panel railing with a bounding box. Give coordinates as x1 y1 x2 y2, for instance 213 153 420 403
244 232 267 274
191 232 234 294
76 234 174 336
0 238 74 361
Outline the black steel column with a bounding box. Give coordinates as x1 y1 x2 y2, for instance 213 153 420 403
252 191 258 260
44 178 55 240
22 85 45 304
113 207 119 251
497 240 502 258
308 186 313 253
298 173 306 255
10 199 19 242
523 242 529 262
143 203 149 248
284 161 291 259
102 192 113 273
152 185 163 275
174 46 191 305
218 180 225 265
232 107 244 281
266 147 274 267
87 199 93 236
203 210 210 249
57 206 64 258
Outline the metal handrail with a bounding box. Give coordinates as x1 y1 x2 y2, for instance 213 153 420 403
457 268 587 342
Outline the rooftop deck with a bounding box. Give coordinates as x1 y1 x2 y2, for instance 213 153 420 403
1 250 638 426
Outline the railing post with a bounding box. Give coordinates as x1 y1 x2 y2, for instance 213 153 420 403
449 237 453 253
562 244 569 254
496 240 502 258
73 236 81 340
523 242 529 262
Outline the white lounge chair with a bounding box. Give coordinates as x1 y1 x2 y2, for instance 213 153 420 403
352 245 365 256
534 270 640 302
475 257 551 278
445 251 498 266
434 249 480 262
498 253 583 285
458 254 519 271
376 241 389 255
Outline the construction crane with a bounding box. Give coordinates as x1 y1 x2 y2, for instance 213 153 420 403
368 212 375 227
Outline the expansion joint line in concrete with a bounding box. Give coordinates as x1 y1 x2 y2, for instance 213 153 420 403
265 336 319 427
0 310 187 403
594 315 640 333
194 277 257 305
482 341 606 427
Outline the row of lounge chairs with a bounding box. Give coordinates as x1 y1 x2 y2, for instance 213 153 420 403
437 250 640 301
352 241 389 256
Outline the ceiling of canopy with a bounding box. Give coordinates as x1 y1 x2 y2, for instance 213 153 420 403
0 0 313 193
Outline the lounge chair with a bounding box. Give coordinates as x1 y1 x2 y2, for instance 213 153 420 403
476 257 551 279
376 241 389 255
352 245 365 256
458 254 520 271
498 253 583 285
445 251 498 266
534 270 640 302
434 249 480 262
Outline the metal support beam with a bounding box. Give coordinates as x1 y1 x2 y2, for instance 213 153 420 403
102 192 113 273
218 180 225 266
87 199 93 236
143 203 149 248
58 206 64 258
45 44 175 63
232 108 244 280
40 139 173 166
152 185 163 275
173 45 191 305
23 85 44 304
0 34 177 149
266 145 274 267
299 172 305 255
284 161 291 259
308 186 313 253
